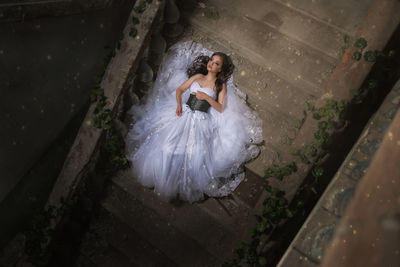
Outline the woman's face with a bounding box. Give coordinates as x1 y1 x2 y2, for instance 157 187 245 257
207 55 223 73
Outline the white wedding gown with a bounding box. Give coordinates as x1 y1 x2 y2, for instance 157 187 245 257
125 41 263 203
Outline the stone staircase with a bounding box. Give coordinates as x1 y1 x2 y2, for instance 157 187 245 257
72 0 375 265
180 0 372 178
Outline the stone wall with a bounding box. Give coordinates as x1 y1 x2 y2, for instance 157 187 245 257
0 0 129 22
278 79 400 266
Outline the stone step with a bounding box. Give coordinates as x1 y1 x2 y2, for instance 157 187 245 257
245 143 283 179
90 207 177 267
193 196 256 240
234 168 266 208
245 104 299 176
231 49 316 122
79 230 136 267
101 183 221 267
111 169 240 261
186 6 336 95
206 0 345 59
273 0 373 35
181 24 316 121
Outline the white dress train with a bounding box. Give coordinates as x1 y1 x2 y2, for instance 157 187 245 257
125 41 263 203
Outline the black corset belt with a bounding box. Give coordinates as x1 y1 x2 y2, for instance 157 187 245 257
186 94 211 113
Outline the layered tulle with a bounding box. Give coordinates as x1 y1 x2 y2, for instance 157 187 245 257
125 41 263 203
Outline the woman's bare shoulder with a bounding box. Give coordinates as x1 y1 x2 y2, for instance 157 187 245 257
190 73 205 81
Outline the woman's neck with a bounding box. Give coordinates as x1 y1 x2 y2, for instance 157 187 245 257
205 72 217 81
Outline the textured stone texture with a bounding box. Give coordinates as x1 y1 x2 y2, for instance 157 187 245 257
321 81 400 267
279 79 400 266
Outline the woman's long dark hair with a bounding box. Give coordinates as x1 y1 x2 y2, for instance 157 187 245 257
186 52 235 101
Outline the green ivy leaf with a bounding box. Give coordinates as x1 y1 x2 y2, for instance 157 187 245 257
312 166 324 178
132 16 139 24
290 148 300 155
318 121 327 130
354 37 367 50
296 200 304 208
278 197 288 206
305 101 314 111
129 27 138 38
349 88 359 97
285 208 293 218
288 162 297 172
311 187 318 195
134 0 147 13
294 118 304 129
339 35 351 59
326 99 337 109
305 144 317 157
312 112 321 120
258 256 267 266
352 51 362 61
364 50 377 62
265 186 281 196
300 153 310 164
367 79 377 89
326 119 336 130
204 10 220 20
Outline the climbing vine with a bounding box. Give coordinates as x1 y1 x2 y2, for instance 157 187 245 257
24 205 57 265
224 95 351 266
224 35 398 266
24 191 83 265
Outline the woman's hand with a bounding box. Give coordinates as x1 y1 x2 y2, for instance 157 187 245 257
176 105 182 116
194 91 209 101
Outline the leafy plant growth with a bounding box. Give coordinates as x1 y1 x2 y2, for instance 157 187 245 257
134 0 147 13
264 162 297 180
204 10 220 20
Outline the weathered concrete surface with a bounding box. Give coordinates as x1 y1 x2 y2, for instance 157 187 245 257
102 183 221 266
321 84 400 267
278 79 400 266
274 0 374 35
80 207 177 267
0 0 134 249
205 0 346 65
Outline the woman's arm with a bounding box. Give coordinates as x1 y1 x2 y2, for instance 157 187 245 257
194 83 227 113
176 74 203 116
